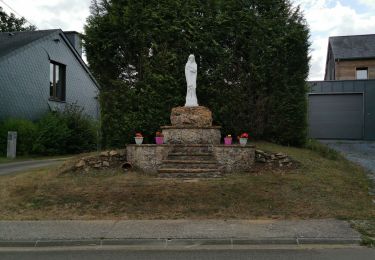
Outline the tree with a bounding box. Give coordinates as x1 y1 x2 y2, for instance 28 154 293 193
84 0 310 147
0 6 36 32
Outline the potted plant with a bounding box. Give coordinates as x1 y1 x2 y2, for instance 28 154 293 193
134 132 144 145
239 132 249 146
224 134 232 145
155 131 164 145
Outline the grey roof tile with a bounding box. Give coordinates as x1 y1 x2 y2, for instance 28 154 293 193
0 29 58 58
330 34 375 60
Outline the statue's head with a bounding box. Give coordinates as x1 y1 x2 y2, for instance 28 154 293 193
188 54 195 63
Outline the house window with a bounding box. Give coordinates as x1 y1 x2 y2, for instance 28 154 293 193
356 68 368 80
49 61 66 101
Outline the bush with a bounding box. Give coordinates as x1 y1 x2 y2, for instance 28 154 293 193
32 113 71 155
33 104 98 155
61 104 98 154
0 118 38 156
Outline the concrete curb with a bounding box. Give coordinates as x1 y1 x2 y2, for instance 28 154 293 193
0 237 362 248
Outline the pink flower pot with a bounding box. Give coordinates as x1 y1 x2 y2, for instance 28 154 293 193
224 137 232 145
155 136 164 145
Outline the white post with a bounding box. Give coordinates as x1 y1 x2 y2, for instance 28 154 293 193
7 131 17 159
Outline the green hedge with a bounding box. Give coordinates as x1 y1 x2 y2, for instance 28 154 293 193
0 105 98 156
85 0 310 147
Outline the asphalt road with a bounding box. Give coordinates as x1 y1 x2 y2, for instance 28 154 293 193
1 247 375 260
0 159 67 176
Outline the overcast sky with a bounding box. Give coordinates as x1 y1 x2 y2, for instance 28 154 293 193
1 0 374 80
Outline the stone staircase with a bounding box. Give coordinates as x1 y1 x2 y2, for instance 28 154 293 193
158 144 222 178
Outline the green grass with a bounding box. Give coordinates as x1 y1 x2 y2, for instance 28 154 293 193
351 220 375 247
0 141 374 221
304 139 342 160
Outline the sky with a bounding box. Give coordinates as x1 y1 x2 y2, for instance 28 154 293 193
1 0 374 80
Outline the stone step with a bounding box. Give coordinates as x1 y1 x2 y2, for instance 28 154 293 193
158 168 219 174
171 145 213 153
167 154 216 161
159 172 223 178
168 152 213 157
162 160 217 164
162 160 218 169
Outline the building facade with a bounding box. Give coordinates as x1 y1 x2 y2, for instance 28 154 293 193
308 80 375 140
324 34 375 81
0 29 100 121
308 34 375 140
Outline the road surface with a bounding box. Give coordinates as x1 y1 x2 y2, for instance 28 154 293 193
1 247 374 260
0 158 67 176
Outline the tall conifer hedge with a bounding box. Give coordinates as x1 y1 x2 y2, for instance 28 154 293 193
84 0 310 147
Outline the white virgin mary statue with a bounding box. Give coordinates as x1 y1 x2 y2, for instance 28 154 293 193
185 54 198 107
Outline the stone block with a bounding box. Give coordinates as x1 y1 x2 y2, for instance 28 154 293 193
161 126 221 144
126 145 173 173
170 106 213 127
214 145 255 173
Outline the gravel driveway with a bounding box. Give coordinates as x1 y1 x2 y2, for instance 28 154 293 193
320 140 375 192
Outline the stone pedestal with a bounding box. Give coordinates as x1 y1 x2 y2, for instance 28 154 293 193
162 106 221 144
161 126 221 144
171 106 212 127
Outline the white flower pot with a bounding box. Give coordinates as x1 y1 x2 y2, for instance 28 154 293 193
134 137 143 145
239 138 248 146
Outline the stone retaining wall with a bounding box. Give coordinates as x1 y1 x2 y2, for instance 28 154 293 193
126 144 255 174
214 145 255 173
126 145 172 173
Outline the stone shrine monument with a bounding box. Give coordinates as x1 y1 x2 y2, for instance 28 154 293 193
185 54 198 107
126 54 255 177
162 54 221 145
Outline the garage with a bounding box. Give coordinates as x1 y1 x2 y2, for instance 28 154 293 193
308 93 364 139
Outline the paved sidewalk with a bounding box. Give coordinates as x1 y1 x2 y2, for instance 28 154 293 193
0 219 361 247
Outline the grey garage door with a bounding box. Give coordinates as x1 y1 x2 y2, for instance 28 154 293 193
308 94 363 139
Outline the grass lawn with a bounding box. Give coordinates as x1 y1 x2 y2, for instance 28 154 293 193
0 141 374 221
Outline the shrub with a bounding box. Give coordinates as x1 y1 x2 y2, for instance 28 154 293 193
32 113 71 155
61 104 98 154
0 118 37 156
33 104 98 155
